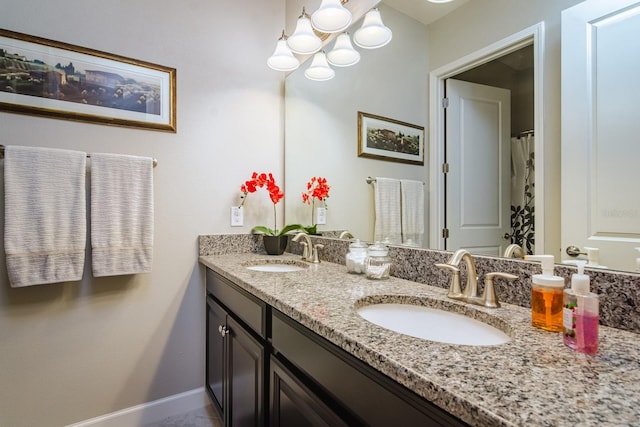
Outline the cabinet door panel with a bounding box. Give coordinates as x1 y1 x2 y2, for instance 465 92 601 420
271 310 467 427
270 356 349 427
206 296 226 417
227 315 265 427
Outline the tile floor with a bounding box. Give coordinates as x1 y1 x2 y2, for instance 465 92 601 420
143 404 222 427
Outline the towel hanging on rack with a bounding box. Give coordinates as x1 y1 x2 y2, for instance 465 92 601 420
400 179 424 247
90 153 154 277
4 145 87 287
373 177 402 244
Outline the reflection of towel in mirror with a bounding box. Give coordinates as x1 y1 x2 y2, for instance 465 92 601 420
400 179 424 247
90 153 154 277
374 177 402 244
4 145 87 287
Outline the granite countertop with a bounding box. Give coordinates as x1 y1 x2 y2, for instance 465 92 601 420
200 253 640 427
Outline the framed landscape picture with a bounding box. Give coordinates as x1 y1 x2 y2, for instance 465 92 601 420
0 29 176 132
357 111 424 165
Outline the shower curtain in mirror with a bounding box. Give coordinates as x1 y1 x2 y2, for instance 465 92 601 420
511 134 535 254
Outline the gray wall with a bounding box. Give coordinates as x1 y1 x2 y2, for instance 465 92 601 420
0 0 285 425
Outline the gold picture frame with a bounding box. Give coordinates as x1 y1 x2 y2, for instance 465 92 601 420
357 111 424 165
0 29 176 132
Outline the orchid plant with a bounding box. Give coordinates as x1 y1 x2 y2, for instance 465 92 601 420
301 176 330 234
239 172 302 236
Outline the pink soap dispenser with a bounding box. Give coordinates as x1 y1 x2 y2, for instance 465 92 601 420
563 261 599 354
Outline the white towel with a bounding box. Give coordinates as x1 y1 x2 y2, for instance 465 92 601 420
373 177 402 244
90 153 154 277
400 179 425 247
4 145 87 287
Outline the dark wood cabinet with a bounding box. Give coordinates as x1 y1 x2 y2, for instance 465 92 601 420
205 267 467 427
270 356 349 427
205 296 226 416
206 270 267 427
271 309 468 427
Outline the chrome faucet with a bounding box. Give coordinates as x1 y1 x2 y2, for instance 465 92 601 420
436 249 479 300
435 249 517 308
292 231 324 263
503 244 525 259
292 232 313 261
339 230 354 239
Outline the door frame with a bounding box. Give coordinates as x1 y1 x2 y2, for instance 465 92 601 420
428 22 546 253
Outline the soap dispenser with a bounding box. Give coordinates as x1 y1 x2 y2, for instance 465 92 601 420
635 247 640 272
525 255 565 332
563 261 599 354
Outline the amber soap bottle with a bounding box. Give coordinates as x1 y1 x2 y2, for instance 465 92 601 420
526 255 565 332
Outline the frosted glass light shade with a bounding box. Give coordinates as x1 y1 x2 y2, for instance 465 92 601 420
287 11 322 55
353 8 392 49
267 38 300 72
311 0 353 33
327 32 360 67
304 52 335 81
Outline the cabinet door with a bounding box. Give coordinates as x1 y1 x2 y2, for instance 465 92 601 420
206 296 226 418
270 356 349 427
226 315 266 427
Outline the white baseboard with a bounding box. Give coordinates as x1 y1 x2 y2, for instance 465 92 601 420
66 387 209 427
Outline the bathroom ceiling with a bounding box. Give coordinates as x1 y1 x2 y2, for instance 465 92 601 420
382 0 471 25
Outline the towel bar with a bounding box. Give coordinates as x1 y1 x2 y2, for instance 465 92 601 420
366 176 423 185
0 145 158 168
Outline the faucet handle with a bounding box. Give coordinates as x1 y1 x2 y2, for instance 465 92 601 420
482 272 518 308
312 244 324 263
435 263 463 298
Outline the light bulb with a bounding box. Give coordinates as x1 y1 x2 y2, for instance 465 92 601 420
304 51 335 81
287 8 322 55
311 0 352 33
327 32 360 67
267 39 300 72
353 8 392 49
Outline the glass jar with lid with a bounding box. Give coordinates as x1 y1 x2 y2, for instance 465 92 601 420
346 239 368 274
364 242 392 280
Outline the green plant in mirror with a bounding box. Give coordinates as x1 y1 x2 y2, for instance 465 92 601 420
252 223 305 237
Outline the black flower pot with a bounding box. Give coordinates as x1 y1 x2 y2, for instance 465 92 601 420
262 235 288 255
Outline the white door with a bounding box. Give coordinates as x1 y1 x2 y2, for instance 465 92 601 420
561 0 640 271
445 79 512 256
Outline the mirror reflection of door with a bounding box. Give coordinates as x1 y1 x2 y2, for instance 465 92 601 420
561 0 640 272
445 79 511 256
439 43 536 256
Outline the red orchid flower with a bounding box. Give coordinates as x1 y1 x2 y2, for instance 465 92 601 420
238 171 297 236
302 176 330 205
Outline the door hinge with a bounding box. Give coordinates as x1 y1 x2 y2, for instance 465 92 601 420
442 97 449 108
442 228 449 239
442 163 449 174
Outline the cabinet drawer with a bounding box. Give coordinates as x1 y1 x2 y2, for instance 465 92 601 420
206 268 266 338
271 310 467 427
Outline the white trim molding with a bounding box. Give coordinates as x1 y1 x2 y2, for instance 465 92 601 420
428 22 545 253
65 387 209 427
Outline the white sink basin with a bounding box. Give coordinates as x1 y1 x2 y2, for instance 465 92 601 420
244 260 307 273
357 303 511 346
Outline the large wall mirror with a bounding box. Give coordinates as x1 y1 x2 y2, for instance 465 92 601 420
285 2 429 246
284 0 640 273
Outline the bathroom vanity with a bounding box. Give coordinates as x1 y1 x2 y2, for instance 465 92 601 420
205 266 466 426
200 248 640 427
